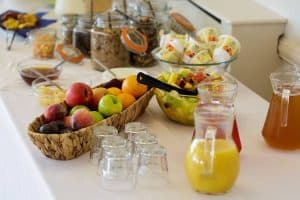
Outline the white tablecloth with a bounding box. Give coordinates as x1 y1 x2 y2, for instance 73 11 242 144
1 2 300 200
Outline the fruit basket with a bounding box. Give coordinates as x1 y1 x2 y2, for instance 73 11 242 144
27 80 154 160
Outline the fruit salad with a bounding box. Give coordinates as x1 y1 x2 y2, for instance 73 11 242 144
155 68 222 125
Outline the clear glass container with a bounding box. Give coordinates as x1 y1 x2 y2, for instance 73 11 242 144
90 126 118 165
99 148 136 191
28 28 57 59
99 135 127 162
124 121 148 141
262 71 300 150
91 11 130 69
132 133 158 155
134 0 170 31
73 15 93 57
129 15 159 67
61 14 77 45
186 103 239 194
137 144 168 188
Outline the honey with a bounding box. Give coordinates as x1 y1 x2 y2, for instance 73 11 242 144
262 93 300 150
20 66 59 85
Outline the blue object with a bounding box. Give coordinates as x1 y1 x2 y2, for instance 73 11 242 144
0 10 57 38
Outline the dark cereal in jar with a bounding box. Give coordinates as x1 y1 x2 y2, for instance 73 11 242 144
129 16 159 67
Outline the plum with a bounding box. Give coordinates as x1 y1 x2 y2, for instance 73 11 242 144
39 120 66 134
71 109 94 130
101 79 122 89
44 103 68 122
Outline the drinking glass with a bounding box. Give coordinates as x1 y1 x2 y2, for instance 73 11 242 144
99 149 136 191
99 136 127 162
90 126 118 165
132 133 158 155
125 122 148 142
137 144 168 188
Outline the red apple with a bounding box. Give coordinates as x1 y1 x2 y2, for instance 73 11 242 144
65 82 93 107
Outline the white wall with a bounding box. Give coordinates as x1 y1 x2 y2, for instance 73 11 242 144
254 0 300 44
254 0 300 64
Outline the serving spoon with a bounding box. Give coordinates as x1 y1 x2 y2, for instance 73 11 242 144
137 72 198 96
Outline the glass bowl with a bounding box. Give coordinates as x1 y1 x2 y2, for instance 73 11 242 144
32 77 66 107
16 57 64 86
152 47 239 72
155 89 198 125
153 70 235 126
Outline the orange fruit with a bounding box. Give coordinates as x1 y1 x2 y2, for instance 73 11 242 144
117 93 136 109
107 87 122 96
92 87 107 109
122 75 148 98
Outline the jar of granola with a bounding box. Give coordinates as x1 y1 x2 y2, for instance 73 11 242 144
91 11 131 70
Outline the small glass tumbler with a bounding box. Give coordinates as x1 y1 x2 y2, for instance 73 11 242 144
125 122 148 142
132 133 158 155
90 126 118 165
99 136 127 161
137 144 168 188
99 149 136 191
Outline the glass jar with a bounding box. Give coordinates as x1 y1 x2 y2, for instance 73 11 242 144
73 15 93 57
135 0 170 31
28 28 57 59
129 16 159 67
61 14 77 45
91 11 130 69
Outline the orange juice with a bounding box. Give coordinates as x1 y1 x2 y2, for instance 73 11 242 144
185 139 239 194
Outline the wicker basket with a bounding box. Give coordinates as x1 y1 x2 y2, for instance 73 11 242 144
27 88 154 160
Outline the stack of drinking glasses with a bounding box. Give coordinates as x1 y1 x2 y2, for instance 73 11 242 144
89 122 168 191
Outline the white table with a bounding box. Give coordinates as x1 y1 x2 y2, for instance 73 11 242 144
1 4 300 200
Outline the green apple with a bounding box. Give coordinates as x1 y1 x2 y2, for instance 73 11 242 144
90 111 104 123
70 105 90 115
98 94 122 117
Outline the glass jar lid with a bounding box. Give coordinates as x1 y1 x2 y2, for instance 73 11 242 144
55 44 84 63
121 27 148 54
61 14 77 25
132 0 168 15
170 12 195 33
77 15 94 28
